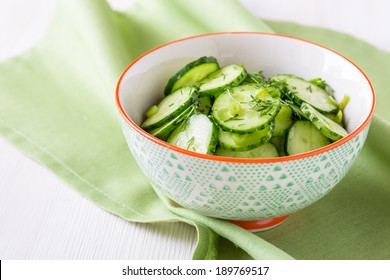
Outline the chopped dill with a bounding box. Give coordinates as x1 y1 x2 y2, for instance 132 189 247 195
280 99 304 120
226 87 234 99
309 77 335 95
224 114 244 122
186 136 196 150
247 94 278 116
246 71 266 85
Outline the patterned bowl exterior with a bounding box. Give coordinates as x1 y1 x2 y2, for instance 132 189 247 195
116 32 375 221
122 120 370 220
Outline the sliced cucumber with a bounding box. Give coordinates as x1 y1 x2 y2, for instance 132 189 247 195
243 71 266 85
273 105 293 136
271 74 338 114
281 100 307 120
164 56 219 95
286 120 331 155
218 122 274 151
301 102 348 141
195 96 212 115
167 114 218 154
148 106 194 140
141 56 347 158
324 110 343 125
308 77 335 96
141 86 197 130
212 84 281 134
199 64 246 96
215 142 279 158
269 135 286 157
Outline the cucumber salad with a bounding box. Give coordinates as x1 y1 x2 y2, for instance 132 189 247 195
141 56 349 158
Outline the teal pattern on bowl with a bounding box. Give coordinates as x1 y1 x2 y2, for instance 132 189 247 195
122 121 370 220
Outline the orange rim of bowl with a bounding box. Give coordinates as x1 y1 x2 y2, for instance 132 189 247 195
115 32 376 164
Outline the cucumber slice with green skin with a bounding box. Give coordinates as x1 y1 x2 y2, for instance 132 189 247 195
301 102 348 141
195 96 212 115
271 74 338 114
273 105 293 136
148 106 194 140
269 135 286 157
212 84 281 134
324 110 343 125
242 71 266 85
167 114 218 154
215 142 279 158
164 56 219 95
218 122 274 151
141 86 198 130
309 77 335 96
285 120 331 156
281 100 308 121
199 64 247 96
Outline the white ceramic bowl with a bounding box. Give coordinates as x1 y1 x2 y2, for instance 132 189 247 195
116 32 375 231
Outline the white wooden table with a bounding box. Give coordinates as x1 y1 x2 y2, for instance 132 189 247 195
1 0 388 259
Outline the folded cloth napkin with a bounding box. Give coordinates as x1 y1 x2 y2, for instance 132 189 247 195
0 0 389 259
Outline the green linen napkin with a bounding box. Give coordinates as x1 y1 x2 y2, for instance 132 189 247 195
0 0 389 259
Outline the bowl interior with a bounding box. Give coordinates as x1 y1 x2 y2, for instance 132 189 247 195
118 32 374 138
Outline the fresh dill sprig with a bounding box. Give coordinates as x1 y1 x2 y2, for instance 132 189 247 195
246 71 266 85
280 99 305 120
177 106 195 133
226 87 234 99
247 94 278 116
309 77 335 95
186 136 196 150
224 113 244 122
